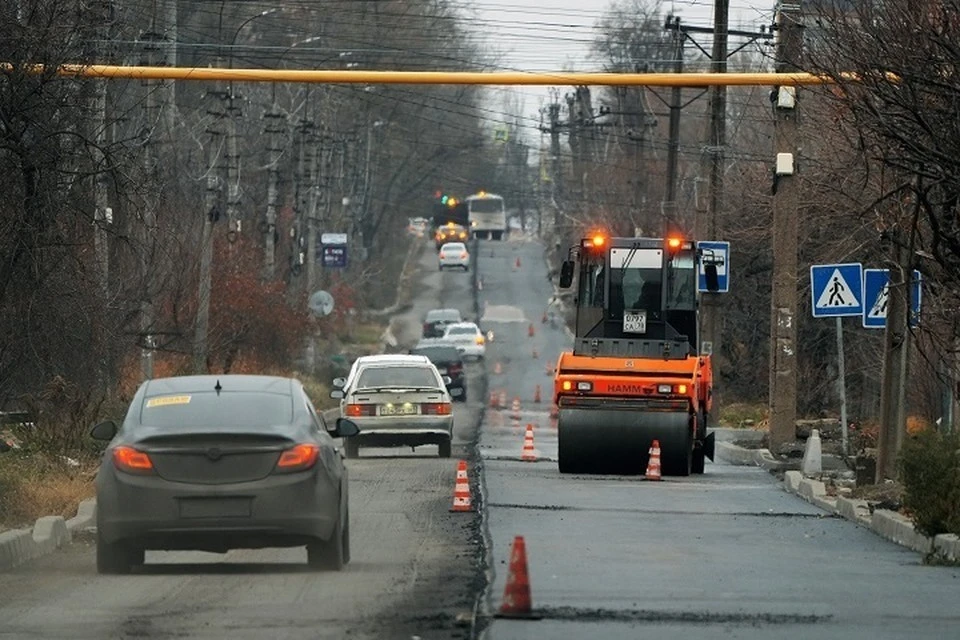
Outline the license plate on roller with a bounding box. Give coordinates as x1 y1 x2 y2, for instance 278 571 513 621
623 310 647 334
379 404 419 416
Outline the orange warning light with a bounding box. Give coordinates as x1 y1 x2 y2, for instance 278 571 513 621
667 237 682 250
592 234 605 247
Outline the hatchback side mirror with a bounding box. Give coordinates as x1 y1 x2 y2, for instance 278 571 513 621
90 420 118 441
442 376 453 385
332 377 346 388
333 417 361 438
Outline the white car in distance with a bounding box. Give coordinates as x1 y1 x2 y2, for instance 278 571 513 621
441 322 486 359
438 242 470 271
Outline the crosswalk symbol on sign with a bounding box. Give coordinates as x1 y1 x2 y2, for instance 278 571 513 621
815 268 858 309
867 283 889 319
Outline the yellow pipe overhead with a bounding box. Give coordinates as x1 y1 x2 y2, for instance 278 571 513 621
4 63 846 86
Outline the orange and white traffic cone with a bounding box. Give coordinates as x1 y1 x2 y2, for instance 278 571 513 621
516 256 521 269
528 323 535 338
496 536 540 619
450 460 474 512
645 440 662 481
511 397 521 420
521 425 537 461
489 391 498 409
499 391 507 409
495 361 502 375
534 385 541 403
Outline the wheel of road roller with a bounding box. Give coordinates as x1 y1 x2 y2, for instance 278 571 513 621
557 407 692 476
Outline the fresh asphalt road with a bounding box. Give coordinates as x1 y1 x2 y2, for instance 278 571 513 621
0 242 486 640
472 236 960 640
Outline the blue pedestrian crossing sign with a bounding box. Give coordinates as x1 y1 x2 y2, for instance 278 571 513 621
697 241 729 293
862 268 922 329
811 263 863 318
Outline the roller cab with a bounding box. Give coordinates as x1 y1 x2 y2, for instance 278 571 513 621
553 234 721 476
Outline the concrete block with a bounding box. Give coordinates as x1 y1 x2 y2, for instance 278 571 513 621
66 498 97 533
801 429 822 476
32 516 70 552
784 470 803 493
933 534 960 562
812 495 838 513
871 509 933 554
0 528 35 571
836 496 872 525
798 478 827 500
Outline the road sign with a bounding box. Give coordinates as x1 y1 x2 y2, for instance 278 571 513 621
697 241 729 293
321 232 348 245
308 290 335 316
321 244 348 268
811 263 863 317
862 268 921 329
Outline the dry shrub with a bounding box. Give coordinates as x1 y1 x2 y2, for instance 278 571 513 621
899 429 960 537
0 451 96 529
18 376 112 457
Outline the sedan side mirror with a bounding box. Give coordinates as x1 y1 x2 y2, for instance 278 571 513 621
330 389 344 399
333 417 361 438
442 376 453 385
90 420 118 441
332 377 346 388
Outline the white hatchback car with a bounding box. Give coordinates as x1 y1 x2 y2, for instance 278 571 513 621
438 242 470 271
331 355 454 458
441 322 486 359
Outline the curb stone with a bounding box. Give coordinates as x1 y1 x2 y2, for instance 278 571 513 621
0 497 96 571
782 470 960 562
714 440 792 472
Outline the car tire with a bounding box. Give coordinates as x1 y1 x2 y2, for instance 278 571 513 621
96 533 135 575
342 504 351 565
343 438 359 459
307 511 345 571
438 437 452 459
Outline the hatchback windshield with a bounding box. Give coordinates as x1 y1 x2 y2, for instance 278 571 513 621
357 366 439 389
442 243 466 251
139 392 293 428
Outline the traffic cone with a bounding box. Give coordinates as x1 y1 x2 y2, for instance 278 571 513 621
511 397 521 420
495 361 502 375
478 277 484 291
497 536 540 618
521 424 537 462
516 256 521 269
549 404 559 419
450 460 473 512
528 323 535 338
534 385 541 403
489 391 498 408
645 440 662 481
499 391 507 408
541 311 548 323
487 330 495 343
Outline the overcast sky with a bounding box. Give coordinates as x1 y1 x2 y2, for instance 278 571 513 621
462 0 778 144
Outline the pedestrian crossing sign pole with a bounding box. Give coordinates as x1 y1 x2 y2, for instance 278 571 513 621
810 262 864 458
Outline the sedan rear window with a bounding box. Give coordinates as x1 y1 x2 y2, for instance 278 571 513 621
410 347 461 363
447 326 477 335
426 310 460 322
357 366 440 389
140 392 293 428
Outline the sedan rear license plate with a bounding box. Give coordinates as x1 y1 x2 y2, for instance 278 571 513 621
379 404 420 416
623 310 647 334
179 498 251 519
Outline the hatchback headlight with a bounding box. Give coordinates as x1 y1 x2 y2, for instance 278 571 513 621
657 384 672 394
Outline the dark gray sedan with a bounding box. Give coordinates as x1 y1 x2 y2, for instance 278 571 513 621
91 375 360 574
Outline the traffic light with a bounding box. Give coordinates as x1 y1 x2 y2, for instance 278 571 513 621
441 195 449 205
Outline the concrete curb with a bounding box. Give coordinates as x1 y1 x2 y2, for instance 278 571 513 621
0 497 97 571
714 440 791 472
782 470 960 562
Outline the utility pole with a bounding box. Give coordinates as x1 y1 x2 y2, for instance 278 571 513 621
664 15 685 222
543 98 562 231
769 2 803 453
876 229 911 481
305 127 322 294
158 0 177 141
263 88 285 280
701 0 729 402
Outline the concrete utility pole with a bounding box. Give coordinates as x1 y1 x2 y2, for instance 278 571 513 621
262 98 285 280
664 15 685 216
541 97 563 231
768 2 803 453
876 230 911 482
305 127 322 294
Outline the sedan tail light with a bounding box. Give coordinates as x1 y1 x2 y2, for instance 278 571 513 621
112 446 154 474
346 403 377 417
439 252 446 259
475 335 485 345
274 443 320 473
460 252 468 259
421 402 452 415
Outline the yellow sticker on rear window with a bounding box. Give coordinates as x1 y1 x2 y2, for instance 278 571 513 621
145 395 192 408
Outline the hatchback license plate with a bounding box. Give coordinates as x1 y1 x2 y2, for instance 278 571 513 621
623 311 647 334
179 498 251 519
379 404 419 416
